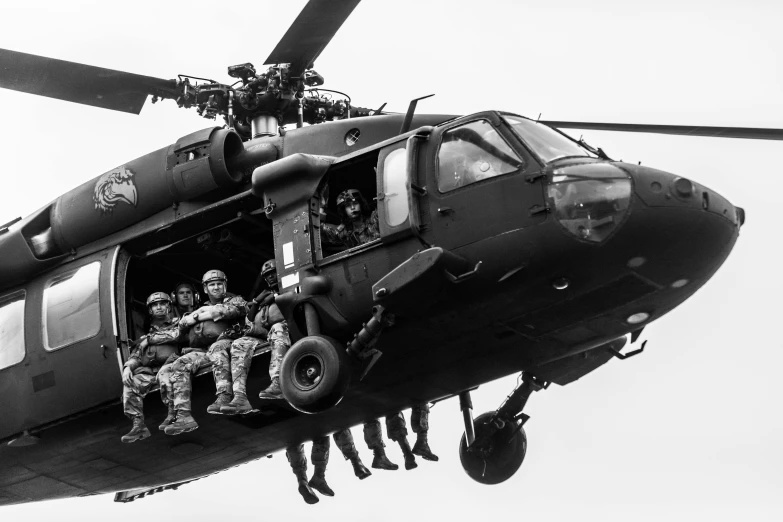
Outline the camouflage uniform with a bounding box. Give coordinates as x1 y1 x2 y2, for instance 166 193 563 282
335 209 380 247
253 289 291 399
121 317 183 441
363 404 437 470
286 428 371 504
122 318 182 420
164 294 246 434
199 294 248 407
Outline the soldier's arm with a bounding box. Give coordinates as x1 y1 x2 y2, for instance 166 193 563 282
147 320 185 345
124 346 143 372
208 296 247 321
321 222 342 246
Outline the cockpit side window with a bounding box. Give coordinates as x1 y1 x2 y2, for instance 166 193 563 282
0 291 25 370
43 261 102 351
437 119 524 193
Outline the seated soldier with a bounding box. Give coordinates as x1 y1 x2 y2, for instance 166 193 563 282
120 292 183 443
164 270 247 436
156 282 199 431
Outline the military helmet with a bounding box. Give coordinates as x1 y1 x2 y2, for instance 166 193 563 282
202 269 227 285
336 188 364 209
261 259 276 276
146 292 171 307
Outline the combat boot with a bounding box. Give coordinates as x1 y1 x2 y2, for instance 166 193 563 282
293 468 319 504
350 456 372 479
412 431 439 461
121 417 151 443
371 448 399 470
164 412 198 436
398 438 418 470
207 392 233 414
258 377 283 400
308 462 334 497
158 403 177 431
220 393 253 415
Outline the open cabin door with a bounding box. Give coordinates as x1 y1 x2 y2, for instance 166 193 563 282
0 247 122 441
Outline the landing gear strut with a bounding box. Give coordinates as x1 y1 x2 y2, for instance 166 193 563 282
458 372 548 484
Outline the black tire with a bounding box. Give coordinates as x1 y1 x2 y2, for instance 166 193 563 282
459 412 527 485
280 335 351 414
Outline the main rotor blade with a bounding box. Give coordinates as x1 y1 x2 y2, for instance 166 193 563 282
540 120 783 141
264 0 361 76
0 48 177 114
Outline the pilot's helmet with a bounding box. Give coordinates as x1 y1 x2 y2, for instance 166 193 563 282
146 291 171 308
202 269 227 285
261 259 276 276
336 189 368 215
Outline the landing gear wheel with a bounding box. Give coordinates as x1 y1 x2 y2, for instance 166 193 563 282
280 335 351 414
459 412 527 485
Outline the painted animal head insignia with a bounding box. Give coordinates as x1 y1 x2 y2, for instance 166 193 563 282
93 166 138 213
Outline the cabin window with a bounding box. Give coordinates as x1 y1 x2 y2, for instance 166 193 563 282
0 291 25 370
43 261 101 350
437 119 524 193
382 148 409 227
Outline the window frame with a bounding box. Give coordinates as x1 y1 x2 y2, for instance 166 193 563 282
42 260 103 352
0 289 26 371
435 118 525 195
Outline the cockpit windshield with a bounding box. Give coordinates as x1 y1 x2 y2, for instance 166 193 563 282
503 115 596 163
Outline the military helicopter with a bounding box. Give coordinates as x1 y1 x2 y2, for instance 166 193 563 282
0 0 774 508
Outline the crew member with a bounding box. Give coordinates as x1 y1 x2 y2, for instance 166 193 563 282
120 292 183 443
333 188 379 247
164 270 246 435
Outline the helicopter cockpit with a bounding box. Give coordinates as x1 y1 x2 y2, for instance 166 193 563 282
502 114 598 163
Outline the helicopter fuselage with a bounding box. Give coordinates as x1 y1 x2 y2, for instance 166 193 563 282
0 111 742 506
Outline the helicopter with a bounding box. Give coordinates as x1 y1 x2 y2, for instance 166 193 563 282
0 0 778 511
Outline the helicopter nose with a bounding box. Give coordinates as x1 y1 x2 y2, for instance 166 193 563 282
628 164 744 228
614 163 743 288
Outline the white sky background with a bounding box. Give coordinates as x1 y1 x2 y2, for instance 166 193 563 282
1 0 781 520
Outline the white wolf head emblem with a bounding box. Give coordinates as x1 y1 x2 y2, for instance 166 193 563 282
93 166 138 213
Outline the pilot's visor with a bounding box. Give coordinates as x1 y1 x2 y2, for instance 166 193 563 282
548 163 632 243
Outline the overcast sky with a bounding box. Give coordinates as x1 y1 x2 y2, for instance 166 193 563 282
1 0 781 520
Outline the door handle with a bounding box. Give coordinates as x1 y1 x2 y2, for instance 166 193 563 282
437 207 454 215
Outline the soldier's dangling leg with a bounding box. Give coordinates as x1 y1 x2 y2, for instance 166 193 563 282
387 412 417 470
286 444 319 504
157 362 177 431
259 322 291 399
164 352 207 436
363 420 398 470
221 337 260 414
207 339 234 413
121 373 155 443
334 428 371 479
411 403 438 461
308 436 334 497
